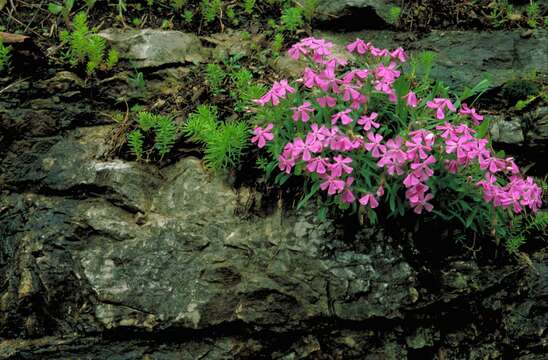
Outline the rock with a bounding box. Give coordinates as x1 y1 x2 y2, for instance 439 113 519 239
406 327 437 349
525 106 548 151
417 30 548 91
318 30 548 92
98 29 209 68
316 0 400 27
0 125 417 337
490 116 525 144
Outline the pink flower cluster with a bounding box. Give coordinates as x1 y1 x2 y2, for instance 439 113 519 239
251 37 543 218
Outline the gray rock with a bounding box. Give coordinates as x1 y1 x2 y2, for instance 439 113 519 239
317 30 548 92
490 116 525 144
1 125 417 337
316 0 399 26
416 30 548 91
98 29 209 68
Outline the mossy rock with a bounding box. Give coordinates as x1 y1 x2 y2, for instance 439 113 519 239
501 79 540 103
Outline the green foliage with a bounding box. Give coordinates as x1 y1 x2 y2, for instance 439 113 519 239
154 116 178 158
48 0 74 22
106 49 119 69
506 211 548 253
205 63 226 95
183 9 194 23
243 0 256 15
501 79 540 103
226 7 239 25
410 51 437 83
302 0 318 22
128 71 146 97
388 6 401 24
230 69 265 112
201 0 222 24
171 0 187 10
250 36 543 244
280 7 304 32
61 12 116 76
117 0 127 19
0 39 10 72
526 1 542 28
271 32 284 55
126 111 179 160
127 130 144 159
183 105 249 171
84 0 96 9
137 111 157 131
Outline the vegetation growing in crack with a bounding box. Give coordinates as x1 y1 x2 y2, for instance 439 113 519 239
59 11 119 76
249 36 545 251
126 111 179 160
0 39 10 72
183 104 248 171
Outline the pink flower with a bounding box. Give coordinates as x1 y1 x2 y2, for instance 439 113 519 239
317 96 337 108
343 69 369 83
460 103 484 125
320 175 345 195
293 133 322 161
251 123 274 148
376 186 385 197
290 37 333 62
436 122 455 140
370 47 390 57
405 183 429 205
390 47 407 62
364 132 386 158
426 98 456 120
288 42 308 60
479 156 506 173
346 38 369 54
292 102 315 122
444 160 459 173
405 132 434 161
342 85 362 102
332 109 354 126
329 155 353 177
403 91 418 107
377 137 407 176
359 193 379 208
375 62 401 82
254 80 295 106
358 112 380 131
411 193 434 214
306 157 329 174
341 176 356 204
278 154 295 174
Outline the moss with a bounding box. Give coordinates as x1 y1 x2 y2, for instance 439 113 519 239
501 79 540 102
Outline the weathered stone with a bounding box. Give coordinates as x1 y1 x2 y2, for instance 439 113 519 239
318 30 548 91
525 106 548 150
98 29 209 68
416 30 548 91
316 0 399 27
490 116 525 144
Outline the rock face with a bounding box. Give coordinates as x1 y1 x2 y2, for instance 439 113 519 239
317 29 548 92
1 32 547 359
416 30 548 92
98 29 209 68
316 0 399 27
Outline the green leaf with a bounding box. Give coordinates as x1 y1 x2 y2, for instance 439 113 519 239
275 172 289 186
465 208 478 228
297 181 321 210
48 3 63 14
476 117 490 138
